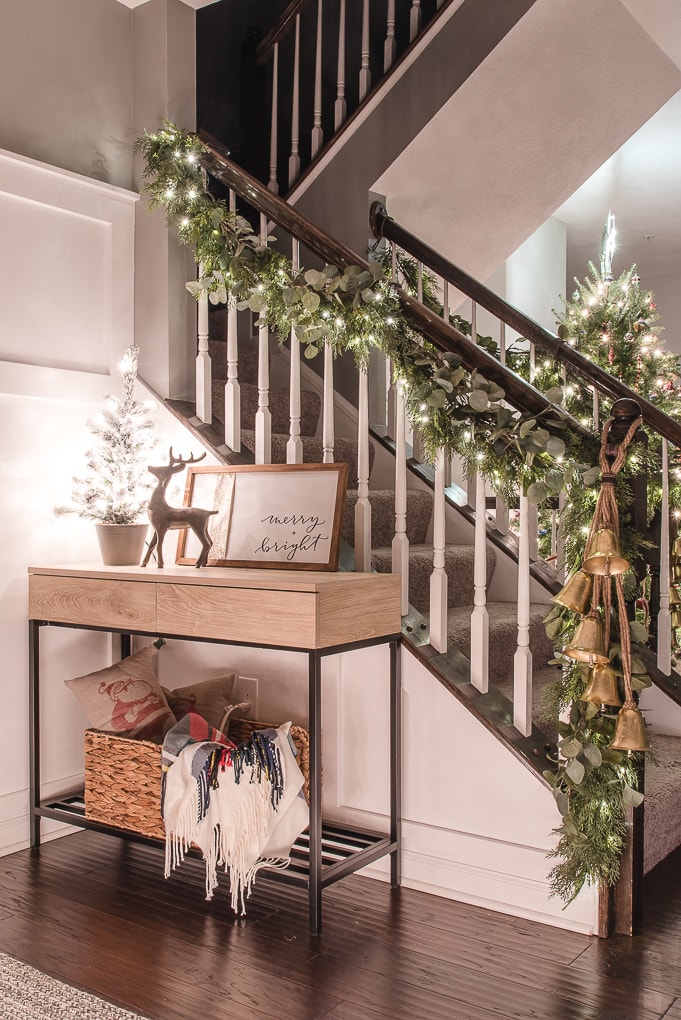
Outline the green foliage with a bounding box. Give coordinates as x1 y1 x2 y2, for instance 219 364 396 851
136 123 590 504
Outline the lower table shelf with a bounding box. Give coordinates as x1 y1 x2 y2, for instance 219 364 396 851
37 793 396 892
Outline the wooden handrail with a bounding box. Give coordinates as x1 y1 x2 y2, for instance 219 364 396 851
256 0 315 65
199 133 593 439
370 202 681 449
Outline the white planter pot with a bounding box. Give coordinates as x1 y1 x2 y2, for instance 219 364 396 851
94 523 149 566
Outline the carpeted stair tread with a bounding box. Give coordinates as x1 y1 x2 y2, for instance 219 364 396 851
644 732 681 873
342 489 433 548
207 334 259 385
371 543 496 611
212 380 321 438
446 602 554 685
239 431 372 486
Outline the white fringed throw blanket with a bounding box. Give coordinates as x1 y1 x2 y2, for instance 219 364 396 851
161 714 309 913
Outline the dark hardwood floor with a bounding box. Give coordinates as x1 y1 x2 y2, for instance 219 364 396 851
0 830 680 1019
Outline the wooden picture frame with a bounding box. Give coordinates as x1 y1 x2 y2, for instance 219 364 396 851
176 462 349 570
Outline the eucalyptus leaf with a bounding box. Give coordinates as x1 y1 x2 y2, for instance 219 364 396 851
546 436 566 459
519 418 537 439
566 757 585 784
629 621 649 643
560 737 583 759
622 785 644 808
545 618 564 641
545 469 565 492
497 408 514 427
582 742 602 767
304 344 319 359
544 386 564 404
427 388 447 408
554 790 570 816
630 673 652 691
527 481 548 504
533 428 551 447
468 390 489 411
582 466 601 486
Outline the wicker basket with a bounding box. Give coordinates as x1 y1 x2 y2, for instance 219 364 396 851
84 719 310 841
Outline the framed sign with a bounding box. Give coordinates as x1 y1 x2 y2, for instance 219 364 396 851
176 462 348 570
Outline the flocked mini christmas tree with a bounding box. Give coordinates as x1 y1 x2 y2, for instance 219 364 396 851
57 345 156 524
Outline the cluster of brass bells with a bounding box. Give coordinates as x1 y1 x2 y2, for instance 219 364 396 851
551 529 650 751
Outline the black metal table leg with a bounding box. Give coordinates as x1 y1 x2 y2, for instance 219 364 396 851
308 649 322 934
28 621 41 849
390 637 401 888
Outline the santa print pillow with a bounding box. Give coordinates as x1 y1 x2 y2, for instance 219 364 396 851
64 646 175 741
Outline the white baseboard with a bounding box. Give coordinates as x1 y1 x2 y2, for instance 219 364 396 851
0 776 84 857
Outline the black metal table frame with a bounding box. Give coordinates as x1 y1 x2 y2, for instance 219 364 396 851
28 619 402 934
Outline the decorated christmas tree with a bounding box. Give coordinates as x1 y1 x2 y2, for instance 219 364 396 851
57 345 157 524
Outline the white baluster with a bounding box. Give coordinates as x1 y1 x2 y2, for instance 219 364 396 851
557 491 566 583
311 0 324 158
495 496 509 534
384 0 396 71
359 0 371 101
287 239 303 464
392 382 409 615
288 15 301 187
658 438 672 674
529 341 536 383
386 243 398 439
354 366 371 571
255 213 272 465
224 190 241 453
417 261 423 303
268 42 279 193
513 493 533 737
470 469 489 692
195 266 212 424
499 321 506 365
334 0 347 131
592 386 599 431
429 447 448 653
528 501 539 562
550 508 559 569
323 339 335 463
471 300 477 344
409 0 422 41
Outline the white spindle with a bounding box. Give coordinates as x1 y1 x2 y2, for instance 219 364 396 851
429 447 448 652
195 268 212 424
354 366 371 571
513 493 533 737
495 496 509 534
470 470 490 692
359 0 371 101
417 261 423 303
592 386 599 431
322 339 335 463
550 508 559 569
392 383 409 615
311 0 324 159
499 322 506 365
268 43 279 193
288 16 301 187
287 239 303 464
386 245 398 439
557 491 566 583
471 300 477 344
255 214 272 464
224 190 241 452
528 502 539 561
658 439 672 674
335 0 347 131
529 341 536 382
409 0 422 41
384 0 396 71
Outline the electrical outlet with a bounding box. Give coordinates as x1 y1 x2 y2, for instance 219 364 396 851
235 675 259 717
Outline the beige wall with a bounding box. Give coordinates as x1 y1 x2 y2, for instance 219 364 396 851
0 0 134 188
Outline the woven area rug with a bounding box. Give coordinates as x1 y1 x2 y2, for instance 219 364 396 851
0 952 148 1019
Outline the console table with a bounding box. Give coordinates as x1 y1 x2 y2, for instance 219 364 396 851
28 564 402 933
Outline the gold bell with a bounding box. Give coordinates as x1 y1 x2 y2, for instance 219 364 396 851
673 537 681 557
582 529 630 576
552 571 593 615
609 704 651 752
672 563 681 582
670 586 681 607
581 663 623 706
563 612 609 665
671 608 681 629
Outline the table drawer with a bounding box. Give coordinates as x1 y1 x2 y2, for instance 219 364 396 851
29 575 157 631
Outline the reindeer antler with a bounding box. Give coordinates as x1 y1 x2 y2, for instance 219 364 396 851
168 448 207 467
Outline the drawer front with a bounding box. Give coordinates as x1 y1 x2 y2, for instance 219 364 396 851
157 583 317 647
29 575 157 631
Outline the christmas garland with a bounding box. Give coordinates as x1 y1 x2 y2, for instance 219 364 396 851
136 123 664 906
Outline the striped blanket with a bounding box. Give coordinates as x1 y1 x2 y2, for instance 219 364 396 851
161 713 308 913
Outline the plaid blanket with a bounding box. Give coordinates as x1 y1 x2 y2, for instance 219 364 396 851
161 713 308 914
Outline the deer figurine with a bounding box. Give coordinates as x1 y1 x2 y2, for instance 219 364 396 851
140 449 218 568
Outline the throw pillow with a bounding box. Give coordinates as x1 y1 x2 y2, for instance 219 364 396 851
64 646 174 741
162 672 238 729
